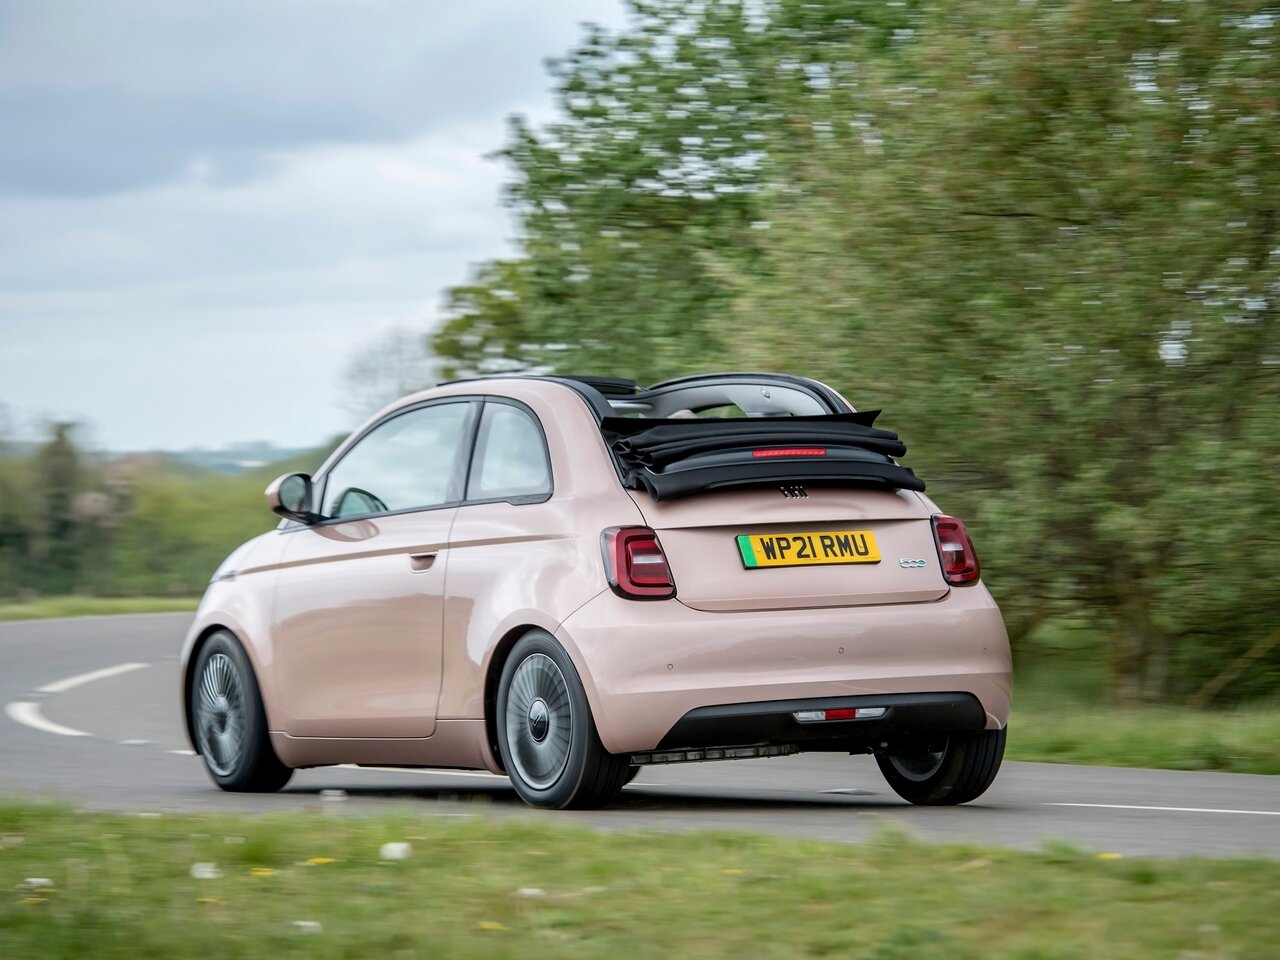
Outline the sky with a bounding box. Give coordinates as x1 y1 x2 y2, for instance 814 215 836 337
0 0 627 451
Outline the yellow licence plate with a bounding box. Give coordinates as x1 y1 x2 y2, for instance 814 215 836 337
736 530 881 569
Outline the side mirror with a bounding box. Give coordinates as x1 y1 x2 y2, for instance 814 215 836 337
265 473 321 524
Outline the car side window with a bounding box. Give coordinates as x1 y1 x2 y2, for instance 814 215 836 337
321 402 471 519
466 403 551 503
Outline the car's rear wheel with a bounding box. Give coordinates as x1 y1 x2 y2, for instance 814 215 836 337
496 631 631 809
190 631 292 793
875 726 1006 805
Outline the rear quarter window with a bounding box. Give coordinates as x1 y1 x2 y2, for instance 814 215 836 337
467 403 552 503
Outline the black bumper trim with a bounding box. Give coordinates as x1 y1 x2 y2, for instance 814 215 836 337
655 692 987 751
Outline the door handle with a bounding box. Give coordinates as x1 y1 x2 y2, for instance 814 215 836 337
408 552 437 573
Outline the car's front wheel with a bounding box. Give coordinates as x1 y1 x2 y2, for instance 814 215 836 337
875 727 1006 805
496 631 631 809
190 630 292 793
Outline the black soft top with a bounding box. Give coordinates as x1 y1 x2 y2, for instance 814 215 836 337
440 372 925 500
600 410 924 501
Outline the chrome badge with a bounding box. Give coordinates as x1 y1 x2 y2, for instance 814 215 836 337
898 558 928 568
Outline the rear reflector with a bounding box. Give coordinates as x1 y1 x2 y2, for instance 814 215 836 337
932 514 981 585
601 526 676 599
752 447 827 458
793 707 887 723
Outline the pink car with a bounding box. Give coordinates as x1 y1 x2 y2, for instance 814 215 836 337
181 373 1011 808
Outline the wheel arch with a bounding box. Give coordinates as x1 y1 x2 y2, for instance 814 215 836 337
482 623 545 772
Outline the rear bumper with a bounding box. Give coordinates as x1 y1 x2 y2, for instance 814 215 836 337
656 691 986 751
555 583 1011 755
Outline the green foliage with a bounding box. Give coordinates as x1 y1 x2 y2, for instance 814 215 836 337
1 801 1279 959
434 0 1280 704
1012 663 1280 774
0 596 198 622
0 426 333 602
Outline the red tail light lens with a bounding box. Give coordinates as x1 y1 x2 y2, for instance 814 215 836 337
932 515 981 585
752 447 827 458
601 526 676 599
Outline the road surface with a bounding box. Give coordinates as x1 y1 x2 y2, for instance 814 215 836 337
2 613 1276 857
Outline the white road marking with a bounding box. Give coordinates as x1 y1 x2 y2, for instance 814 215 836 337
335 764 507 780
5 661 152 740
4 701 90 738
38 662 149 694
1047 802 1280 817
168 749 197 756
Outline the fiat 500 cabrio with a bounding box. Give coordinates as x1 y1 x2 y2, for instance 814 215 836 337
181 372 1011 808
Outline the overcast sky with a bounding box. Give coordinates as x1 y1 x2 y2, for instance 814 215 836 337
0 0 626 451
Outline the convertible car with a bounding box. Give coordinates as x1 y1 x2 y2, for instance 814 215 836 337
181 372 1011 808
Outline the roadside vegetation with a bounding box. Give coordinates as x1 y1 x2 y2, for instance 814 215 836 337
432 0 1280 710
1012 666 1280 775
0 596 198 622
1 801 1277 959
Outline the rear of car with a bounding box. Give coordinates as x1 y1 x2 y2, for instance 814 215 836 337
552 373 1011 804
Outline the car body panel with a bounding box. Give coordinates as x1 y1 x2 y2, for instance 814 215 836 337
269 507 455 738
630 486 949 611
556 583 1011 756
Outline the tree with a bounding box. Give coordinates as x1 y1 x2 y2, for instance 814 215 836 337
30 422 84 595
433 0 1280 703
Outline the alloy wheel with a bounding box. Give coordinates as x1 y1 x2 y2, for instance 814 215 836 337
504 653 573 790
195 652 246 777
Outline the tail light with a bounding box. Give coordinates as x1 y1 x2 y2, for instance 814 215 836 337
601 526 675 599
752 447 827 458
932 515 981 585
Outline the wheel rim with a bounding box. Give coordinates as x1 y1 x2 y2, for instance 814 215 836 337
195 653 246 778
504 653 573 790
887 735 950 782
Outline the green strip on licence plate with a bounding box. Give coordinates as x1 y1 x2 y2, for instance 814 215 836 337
736 530 881 569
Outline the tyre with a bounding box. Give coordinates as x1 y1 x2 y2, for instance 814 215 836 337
496 630 631 809
190 630 293 793
875 726 1006 805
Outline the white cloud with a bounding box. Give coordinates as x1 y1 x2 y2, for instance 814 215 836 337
0 1 632 450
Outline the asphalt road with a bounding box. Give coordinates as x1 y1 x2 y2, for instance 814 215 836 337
2 613 1276 857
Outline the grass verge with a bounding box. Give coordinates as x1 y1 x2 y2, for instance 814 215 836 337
0 596 198 622
1009 698 1280 774
1008 667 1280 774
1 801 1277 960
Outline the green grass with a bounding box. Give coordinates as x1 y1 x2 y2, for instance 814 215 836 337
1 802 1277 959
0 596 198 622
1008 666 1280 775
1010 697 1280 774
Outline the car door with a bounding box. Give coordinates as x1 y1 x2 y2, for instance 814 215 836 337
270 399 476 739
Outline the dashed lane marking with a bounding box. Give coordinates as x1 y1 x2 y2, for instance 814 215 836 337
1047 802 1280 817
38 662 149 694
